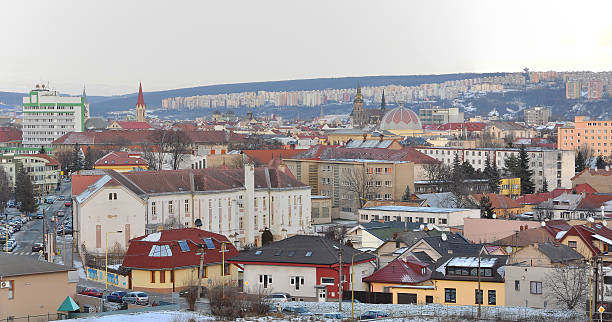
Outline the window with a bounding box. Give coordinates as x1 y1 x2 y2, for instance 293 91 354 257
259 274 272 288
151 202 156 215
203 238 215 249
109 193 113 200
185 200 190 213
568 241 577 249
515 280 520 291
475 289 483 304
428 218 435 224
290 276 305 290
7 280 14 299
321 277 334 284
530 281 542 294
488 290 496 305
178 240 190 252
168 201 174 214
160 270 166 283
445 288 456 303
305 250 312 257
151 271 156 283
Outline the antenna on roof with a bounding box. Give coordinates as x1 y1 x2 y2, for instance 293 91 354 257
588 217 595 223
419 224 424 231
541 221 546 227
441 233 447 241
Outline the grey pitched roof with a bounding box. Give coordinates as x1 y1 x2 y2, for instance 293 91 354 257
397 231 430 249
431 255 509 282
421 234 481 257
412 251 434 266
415 192 459 208
536 242 583 263
228 235 376 265
361 221 421 231
0 254 75 278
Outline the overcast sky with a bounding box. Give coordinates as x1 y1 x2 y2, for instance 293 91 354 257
1 0 611 95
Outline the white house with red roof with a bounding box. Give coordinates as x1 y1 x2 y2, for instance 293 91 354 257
0 153 60 193
94 151 148 172
73 165 311 256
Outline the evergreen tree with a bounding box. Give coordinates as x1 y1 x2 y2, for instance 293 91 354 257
71 143 84 173
596 156 606 170
345 240 354 248
518 146 535 195
461 161 476 179
541 178 549 193
575 150 586 173
0 170 11 208
38 146 46 154
402 185 411 201
261 228 273 246
84 146 96 170
479 195 495 219
503 154 520 177
15 168 37 215
484 157 500 193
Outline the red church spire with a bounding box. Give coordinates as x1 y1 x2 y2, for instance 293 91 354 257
136 82 145 106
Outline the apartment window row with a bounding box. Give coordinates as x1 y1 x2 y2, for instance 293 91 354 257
444 288 496 305
365 214 447 225
150 270 174 284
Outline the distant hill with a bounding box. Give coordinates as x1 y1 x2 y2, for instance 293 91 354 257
88 73 503 115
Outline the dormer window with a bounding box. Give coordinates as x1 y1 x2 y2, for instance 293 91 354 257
421 267 426 275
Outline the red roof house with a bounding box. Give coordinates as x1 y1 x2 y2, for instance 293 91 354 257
363 256 431 289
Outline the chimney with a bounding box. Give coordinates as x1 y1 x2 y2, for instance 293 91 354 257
520 226 524 231
393 232 398 239
363 134 367 142
379 134 384 142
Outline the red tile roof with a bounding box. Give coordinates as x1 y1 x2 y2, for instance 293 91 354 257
71 174 104 196
493 227 555 247
0 127 21 143
94 151 148 167
53 130 245 145
122 228 238 270
435 122 487 132
26 154 59 166
363 256 430 284
571 168 612 182
471 193 522 209
113 121 152 129
559 223 612 256
577 193 612 210
243 149 303 165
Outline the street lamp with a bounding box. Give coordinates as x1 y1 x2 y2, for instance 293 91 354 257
105 230 123 290
351 253 359 320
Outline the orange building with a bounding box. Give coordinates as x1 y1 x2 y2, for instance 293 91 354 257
558 116 612 157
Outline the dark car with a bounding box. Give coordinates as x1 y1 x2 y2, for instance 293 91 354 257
359 310 388 320
179 287 206 298
282 306 312 316
80 288 103 298
106 291 127 303
64 201 72 207
31 242 44 252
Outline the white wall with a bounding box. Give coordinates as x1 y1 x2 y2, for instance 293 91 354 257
243 264 318 299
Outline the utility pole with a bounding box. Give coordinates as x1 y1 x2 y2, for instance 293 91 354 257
477 247 482 318
338 249 343 311
197 245 205 301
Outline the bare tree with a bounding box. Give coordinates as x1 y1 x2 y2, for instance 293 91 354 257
534 207 554 221
167 129 193 170
422 161 451 184
141 143 158 170
0 169 11 204
56 151 73 172
545 264 588 310
149 129 172 170
342 167 375 208
163 216 184 229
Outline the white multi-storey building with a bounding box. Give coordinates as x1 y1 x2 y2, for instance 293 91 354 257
22 84 89 148
73 165 312 256
415 147 575 191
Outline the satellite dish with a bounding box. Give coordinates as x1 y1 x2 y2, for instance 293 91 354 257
427 224 433 230
505 246 513 254
419 224 424 230
492 214 497 219
441 233 447 241
541 221 546 227
604 221 608 227
588 217 595 223
194 219 202 227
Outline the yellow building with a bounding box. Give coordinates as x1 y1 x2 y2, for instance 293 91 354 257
392 255 508 307
122 228 239 293
363 257 435 304
559 224 612 262
94 151 149 172
499 178 520 197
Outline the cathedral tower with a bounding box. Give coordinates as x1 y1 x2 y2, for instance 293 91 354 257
135 82 146 122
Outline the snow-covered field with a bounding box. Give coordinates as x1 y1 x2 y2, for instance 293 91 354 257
70 311 213 321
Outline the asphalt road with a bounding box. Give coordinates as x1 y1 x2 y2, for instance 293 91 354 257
3 181 73 264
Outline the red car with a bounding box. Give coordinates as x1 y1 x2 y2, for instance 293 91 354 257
64 201 72 207
80 288 103 298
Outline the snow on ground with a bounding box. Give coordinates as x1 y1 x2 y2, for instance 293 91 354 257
74 259 87 279
70 311 214 321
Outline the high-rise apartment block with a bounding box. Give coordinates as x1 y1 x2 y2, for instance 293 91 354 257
558 116 612 157
22 84 89 148
587 80 604 100
565 80 581 99
419 107 464 125
523 106 551 125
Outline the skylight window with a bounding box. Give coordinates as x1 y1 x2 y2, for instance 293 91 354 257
178 240 190 252
203 238 215 249
288 251 295 257
255 250 262 255
148 245 172 257
305 251 312 257
274 250 282 256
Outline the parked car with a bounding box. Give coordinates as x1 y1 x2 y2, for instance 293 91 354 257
58 195 65 201
57 210 65 217
3 239 16 252
123 292 149 305
179 287 206 298
31 242 44 252
359 310 388 320
36 211 44 219
7 200 15 208
266 292 291 303
80 288 103 298
324 312 348 319
64 201 71 207
45 196 55 204
282 306 312 316
106 291 127 303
